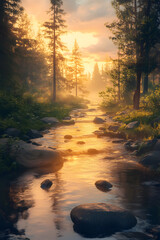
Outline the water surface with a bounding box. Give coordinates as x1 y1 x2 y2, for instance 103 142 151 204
4 106 160 239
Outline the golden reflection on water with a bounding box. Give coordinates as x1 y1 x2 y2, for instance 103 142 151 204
8 106 160 240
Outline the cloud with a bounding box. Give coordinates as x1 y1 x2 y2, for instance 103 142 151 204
63 0 79 13
85 36 116 55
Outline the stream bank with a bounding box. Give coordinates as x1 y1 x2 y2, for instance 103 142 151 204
1 104 160 240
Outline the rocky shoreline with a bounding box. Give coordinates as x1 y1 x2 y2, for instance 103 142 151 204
1 110 160 239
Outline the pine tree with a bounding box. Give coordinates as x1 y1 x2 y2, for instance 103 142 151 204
0 0 23 92
92 63 102 91
44 0 66 102
71 40 84 97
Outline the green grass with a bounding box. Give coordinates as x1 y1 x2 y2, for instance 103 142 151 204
0 93 87 135
112 109 160 140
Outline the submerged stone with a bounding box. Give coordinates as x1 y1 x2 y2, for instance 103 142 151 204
95 180 113 192
77 141 85 145
41 179 53 189
64 135 73 140
87 149 99 155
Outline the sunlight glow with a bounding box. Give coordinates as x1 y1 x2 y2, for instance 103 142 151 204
61 31 99 50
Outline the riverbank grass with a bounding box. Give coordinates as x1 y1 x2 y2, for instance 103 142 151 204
0 93 87 135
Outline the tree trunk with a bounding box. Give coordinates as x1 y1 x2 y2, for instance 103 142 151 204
53 3 56 102
133 71 141 110
143 0 151 94
143 74 149 94
76 64 78 97
118 49 121 101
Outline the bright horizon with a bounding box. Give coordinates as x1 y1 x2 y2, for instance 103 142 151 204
22 0 117 74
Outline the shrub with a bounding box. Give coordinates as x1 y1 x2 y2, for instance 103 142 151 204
142 87 160 113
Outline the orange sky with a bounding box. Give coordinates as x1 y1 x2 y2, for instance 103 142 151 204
22 0 117 73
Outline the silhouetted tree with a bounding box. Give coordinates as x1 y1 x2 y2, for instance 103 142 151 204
71 40 84 97
0 0 23 92
44 0 66 102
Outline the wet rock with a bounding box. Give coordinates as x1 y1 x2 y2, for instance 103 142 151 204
124 141 140 151
95 180 113 192
41 179 53 189
67 149 72 153
93 117 105 124
62 120 75 125
126 121 140 130
139 151 160 169
104 156 115 160
77 141 85 145
99 127 106 131
142 181 160 186
105 131 126 139
31 142 42 146
64 135 73 140
27 129 43 139
108 125 120 132
41 117 59 124
112 140 126 144
64 116 71 120
94 130 105 137
5 128 21 137
48 147 56 150
21 135 30 141
70 203 137 238
137 139 157 155
11 140 62 168
79 113 86 118
87 149 99 155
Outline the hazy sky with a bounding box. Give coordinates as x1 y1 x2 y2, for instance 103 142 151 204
22 0 117 73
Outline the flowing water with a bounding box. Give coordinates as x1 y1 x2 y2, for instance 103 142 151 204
2 105 160 240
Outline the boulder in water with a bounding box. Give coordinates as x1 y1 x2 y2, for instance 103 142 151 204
27 129 43 139
70 203 137 238
77 141 85 145
93 117 105 124
95 180 113 192
64 135 73 140
87 149 99 155
41 179 53 189
139 151 160 169
11 140 62 168
41 117 59 124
